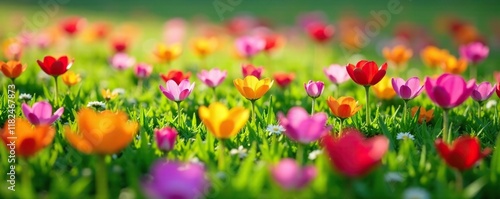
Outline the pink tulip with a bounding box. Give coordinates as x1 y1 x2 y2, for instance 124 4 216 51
110 53 135 70
241 64 263 79
134 63 153 79
197 68 227 88
424 74 475 109
278 106 329 144
391 77 424 100
154 127 178 152
163 18 186 45
459 42 489 64
323 64 350 84
304 80 324 98
471 82 496 102
235 36 265 59
21 101 64 125
159 79 195 102
142 160 208 199
271 158 317 190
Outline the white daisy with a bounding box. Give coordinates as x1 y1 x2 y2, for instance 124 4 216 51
308 150 323 160
384 172 404 183
266 124 285 136
396 132 415 141
87 101 106 109
19 93 32 101
486 100 497 109
402 187 430 199
229 146 248 158
112 88 126 95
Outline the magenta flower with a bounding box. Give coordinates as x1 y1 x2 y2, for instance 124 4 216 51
271 158 317 190
197 68 227 88
154 127 178 152
424 74 475 109
242 64 264 79
391 77 424 100
142 160 208 199
110 53 135 70
471 82 496 102
235 36 265 59
459 42 489 64
304 80 324 99
278 106 329 144
323 64 350 84
21 101 64 125
159 79 195 102
134 63 153 79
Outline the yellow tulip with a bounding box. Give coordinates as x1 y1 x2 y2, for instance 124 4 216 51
192 37 218 58
198 102 250 139
61 71 81 87
233 75 273 101
64 108 138 155
383 45 412 66
373 77 396 100
443 55 468 74
154 43 182 63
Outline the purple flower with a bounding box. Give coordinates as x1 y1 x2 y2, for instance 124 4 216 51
134 63 153 79
271 158 317 190
142 160 208 199
304 80 324 99
110 53 135 70
154 127 178 152
197 68 227 88
424 74 475 109
278 106 329 144
159 79 195 102
471 82 496 102
21 101 64 125
459 42 489 64
323 64 350 84
391 77 424 100
235 36 265 59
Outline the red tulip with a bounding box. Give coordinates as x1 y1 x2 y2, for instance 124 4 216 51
306 22 334 43
496 84 500 98
160 70 191 84
435 136 491 171
60 17 86 36
321 129 389 178
346 60 388 86
111 37 128 53
242 64 263 79
37 56 73 77
273 72 295 89
263 34 283 52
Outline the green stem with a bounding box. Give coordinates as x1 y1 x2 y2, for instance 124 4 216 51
96 155 109 199
218 140 225 170
212 87 217 101
335 83 339 98
338 118 344 136
311 98 316 115
137 79 143 95
251 100 256 122
296 144 304 164
271 134 277 157
21 159 34 198
443 109 450 143
477 101 483 119
10 78 15 85
403 100 408 123
176 101 182 125
454 169 463 192
364 86 371 124
470 64 477 80
54 76 59 105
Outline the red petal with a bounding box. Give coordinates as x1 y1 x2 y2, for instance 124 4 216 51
353 68 369 86
58 56 69 66
370 70 387 85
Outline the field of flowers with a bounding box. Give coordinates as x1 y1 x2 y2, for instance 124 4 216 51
0 2 500 199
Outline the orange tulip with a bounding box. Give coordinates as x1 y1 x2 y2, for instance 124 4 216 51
0 60 26 81
372 77 396 100
420 46 450 68
233 75 273 101
442 55 468 74
61 71 81 87
411 106 434 123
64 108 138 155
154 43 182 63
383 45 412 66
198 102 249 139
191 37 218 58
2 38 23 60
1 119 55 158
326 96 362 119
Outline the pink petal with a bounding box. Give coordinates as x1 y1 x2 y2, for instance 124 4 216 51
32 101 53 120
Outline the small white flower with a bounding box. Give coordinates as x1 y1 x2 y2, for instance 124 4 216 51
308 150 323 160
229 146 248 158
112 88 126 95
189 157 203 166
135 135 141 140
19 93 32 100
266 124 285 136
87 101 106 109
402 187 430 199
112 154 118 159
384 172 404 183
81 168 92 177
486 100 497 109
396 132 415 141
